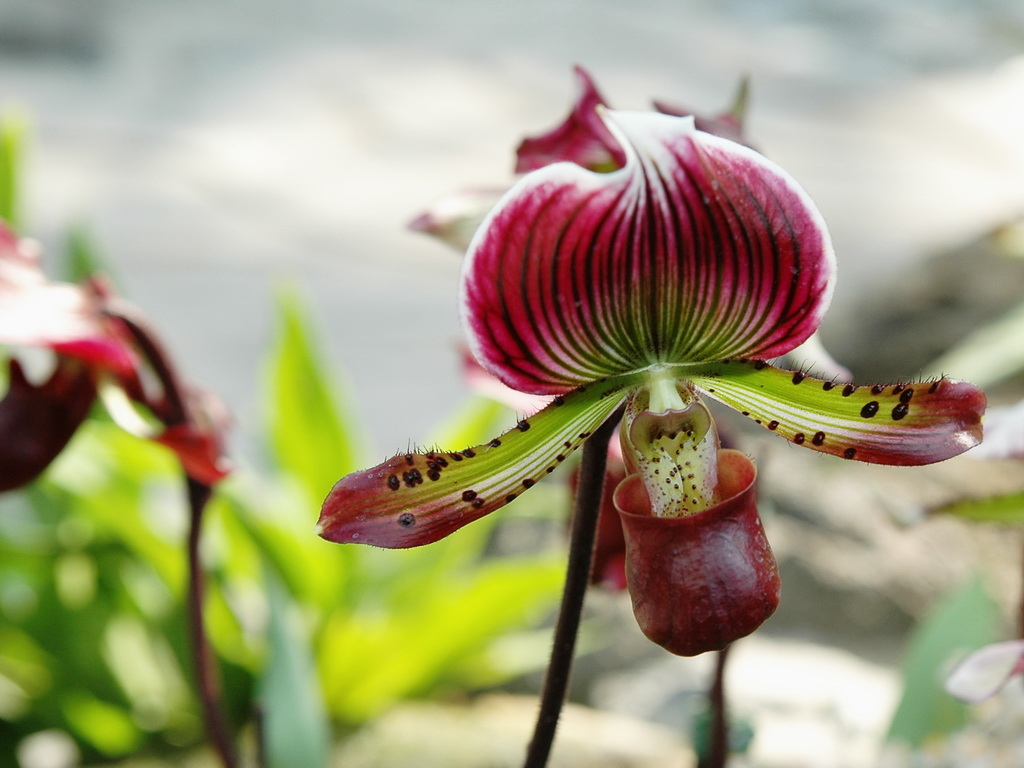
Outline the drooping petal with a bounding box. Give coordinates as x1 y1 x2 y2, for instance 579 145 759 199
688 360 986 465
945 640 1024 703
408 187 506 252
615 448 779 656
515 66 624 174
317 372 643 549
463 109 835 395
0 357 97 491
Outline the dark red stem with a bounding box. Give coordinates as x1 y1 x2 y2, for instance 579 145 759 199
187 478 239 768
706 646 730 768
523 407 622 768
114 304 237 768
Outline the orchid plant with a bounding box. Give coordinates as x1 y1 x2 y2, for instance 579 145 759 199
317 70 986 765
320 87 984 633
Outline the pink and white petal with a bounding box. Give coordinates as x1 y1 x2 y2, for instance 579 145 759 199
317 372 642 549
515 65 624 174
945 640 1024 703
0 224 136 374
688 360 985 465
408 187 506 253
463 110 836 395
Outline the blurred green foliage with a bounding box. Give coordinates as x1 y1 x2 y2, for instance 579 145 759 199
0 251 566 764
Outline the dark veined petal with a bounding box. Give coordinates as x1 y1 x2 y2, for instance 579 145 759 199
463 109 835 395
317 372 643 549
688 360 986 465
515 65 624 174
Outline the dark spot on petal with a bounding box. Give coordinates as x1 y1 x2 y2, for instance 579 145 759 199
553 396 565 406
812 431 826 446
462 490 477 502
861 401 879 418
793 433 806 444
405 454 415 465
489 438 501 448
844 447 857 459
754 360 766 370
741 411 750 416
402 470 423 487
435 456 449 468
792 371 805 385
522 478 535 489
892 384 905 394
462 448 476 458
398 513 415 528
517 419 530 431
822 381 835 391
450 452 464 462
506 494 517 503
387 474 400 491
929 381 941 394
842 385 856 397
427 469 440 481
471 498 485 508
871 385 885 395
899 388 914 403
578 431 591 439
892 403 909 421
768 420 780 430
556 454 566 462
545 467 555 473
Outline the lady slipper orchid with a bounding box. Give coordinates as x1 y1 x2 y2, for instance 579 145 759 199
319 107 985 655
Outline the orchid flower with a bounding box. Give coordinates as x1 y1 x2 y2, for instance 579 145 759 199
319 106 984 655
0 220 230 489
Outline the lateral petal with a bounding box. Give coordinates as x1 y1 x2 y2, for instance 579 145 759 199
317 373 641 548
463 110 835 395
688 360 985 465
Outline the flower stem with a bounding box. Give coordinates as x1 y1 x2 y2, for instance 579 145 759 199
187 476 239 768
706 646 731 768
113 306 237 768
523 406 623 768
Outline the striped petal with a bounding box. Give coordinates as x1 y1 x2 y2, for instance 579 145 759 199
687 361 986 465
463 110 835 395
316 372 642 549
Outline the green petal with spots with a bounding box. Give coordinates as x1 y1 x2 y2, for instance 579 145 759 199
316 372 642 548
686 360 985 466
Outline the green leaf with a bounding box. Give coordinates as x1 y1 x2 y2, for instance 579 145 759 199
266 287 364 505
258 569 331 768
886 575 1000 746
934 491 1024 524
0 108 28 228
